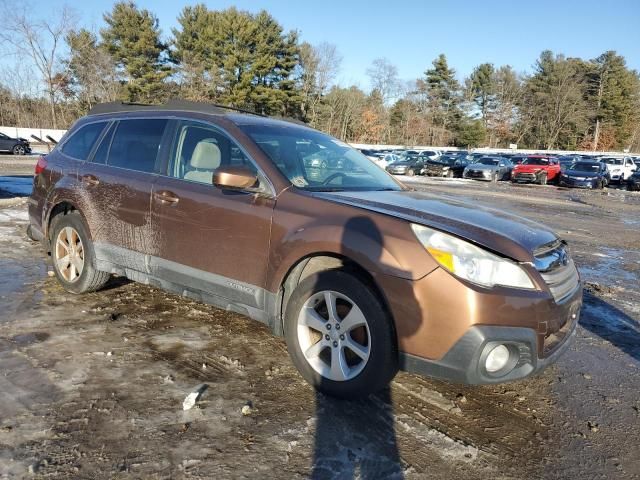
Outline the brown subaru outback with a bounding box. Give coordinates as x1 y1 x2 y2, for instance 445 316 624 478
28 100 582 398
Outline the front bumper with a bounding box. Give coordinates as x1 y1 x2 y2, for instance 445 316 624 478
559 177 596 188
463 170 492 181
378 266 582 385
512 172 540 183
400 315 578 384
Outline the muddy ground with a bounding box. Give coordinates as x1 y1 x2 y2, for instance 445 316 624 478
0 164 638 479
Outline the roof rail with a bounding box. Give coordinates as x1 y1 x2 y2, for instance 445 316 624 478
87 99 266 117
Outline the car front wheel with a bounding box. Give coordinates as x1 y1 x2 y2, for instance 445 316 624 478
12 144 26 155
284 270 398 398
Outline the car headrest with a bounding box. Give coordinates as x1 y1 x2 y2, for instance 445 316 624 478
191 139 221 170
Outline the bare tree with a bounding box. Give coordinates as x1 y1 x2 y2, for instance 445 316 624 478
366 58 399 104
0 2 75 128
299 42 342 126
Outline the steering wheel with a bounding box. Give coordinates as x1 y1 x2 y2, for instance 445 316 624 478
322 172 348 185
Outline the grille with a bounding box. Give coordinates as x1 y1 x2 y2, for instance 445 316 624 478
514 172 536 181
535 241 580 302
467 170 486 178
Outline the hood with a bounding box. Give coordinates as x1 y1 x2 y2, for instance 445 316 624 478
311 190 558 262
514 164 548 173
564 169 600 178
466 163 499 171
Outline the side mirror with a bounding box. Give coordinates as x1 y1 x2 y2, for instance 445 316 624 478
212 166 258 190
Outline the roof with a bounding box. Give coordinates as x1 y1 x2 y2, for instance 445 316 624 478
87 99 310 130
88 99 263 117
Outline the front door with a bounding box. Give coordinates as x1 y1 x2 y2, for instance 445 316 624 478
150 120 275 313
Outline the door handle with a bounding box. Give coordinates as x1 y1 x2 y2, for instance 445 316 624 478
154 190 180 205
82 174 100 186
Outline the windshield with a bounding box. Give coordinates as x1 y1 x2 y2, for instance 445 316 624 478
431 155 456 165
601 158 623 165
478 158 500 166
239 123 402 191
523 158 550 166
571 162 601 173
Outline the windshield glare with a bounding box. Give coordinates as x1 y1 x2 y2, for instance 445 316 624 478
572 163 600 172
239 123 402 191
479 158 500 166
523 158 550 165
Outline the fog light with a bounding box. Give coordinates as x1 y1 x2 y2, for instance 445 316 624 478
485 344 510 373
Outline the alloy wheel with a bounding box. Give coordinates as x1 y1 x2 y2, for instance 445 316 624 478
13 145 25 155
297 290 371 382
55 226 84 282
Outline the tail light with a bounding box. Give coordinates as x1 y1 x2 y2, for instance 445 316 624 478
34 156 47 175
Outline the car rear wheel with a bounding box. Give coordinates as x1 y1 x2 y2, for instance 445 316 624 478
50 211 110 294
284 270 398 398
12 144 26 155
406 169 415 177
446 170 454 178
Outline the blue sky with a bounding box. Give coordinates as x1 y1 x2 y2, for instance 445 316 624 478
23 0 640 88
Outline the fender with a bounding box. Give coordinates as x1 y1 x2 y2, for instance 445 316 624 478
266 190 438 293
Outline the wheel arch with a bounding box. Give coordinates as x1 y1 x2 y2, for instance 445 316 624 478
274 253 397 345
45 200 91 247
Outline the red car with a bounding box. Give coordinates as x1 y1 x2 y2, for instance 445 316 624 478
511 156 561 185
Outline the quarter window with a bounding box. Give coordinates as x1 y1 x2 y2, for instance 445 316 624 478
61 122 107 160
107 119 168 173
169 121 258 185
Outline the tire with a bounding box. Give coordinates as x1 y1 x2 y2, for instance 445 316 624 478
12 144 26 155
446 170 454 178
406 169 415 177
597 179 604 190
539 173 548 185
284 270 398 399
49 211 110 294
491 172 497 182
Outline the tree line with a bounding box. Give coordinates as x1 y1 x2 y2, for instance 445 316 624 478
1 1 638 151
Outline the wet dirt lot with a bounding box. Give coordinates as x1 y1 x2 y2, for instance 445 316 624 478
0 169 639 479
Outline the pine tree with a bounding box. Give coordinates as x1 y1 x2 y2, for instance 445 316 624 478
172 6 302 117
421 54 462 132
101 1 171 103
468 63 495 126
587 51 640 150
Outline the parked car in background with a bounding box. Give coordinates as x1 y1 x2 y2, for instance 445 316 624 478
556 155 581 172
599 156 637 184
386 156 425 176
463 156 513 182
424 155 469 178
511 156 561 185
627 171 640 191
559 161 610 189
0 132 31 155
632 157 640 168
372 153 402 169
417 150 441 161
28 100 582 398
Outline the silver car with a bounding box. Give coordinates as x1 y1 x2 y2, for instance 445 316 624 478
463 157 513 182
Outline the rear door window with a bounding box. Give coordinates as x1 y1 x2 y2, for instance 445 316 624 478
107 119 168 173
61 122 107 160
90 123 115 164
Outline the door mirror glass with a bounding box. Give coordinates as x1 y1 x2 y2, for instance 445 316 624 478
213 166 258 190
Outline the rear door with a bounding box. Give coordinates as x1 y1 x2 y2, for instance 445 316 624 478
150 119 275 312
79 117 169 270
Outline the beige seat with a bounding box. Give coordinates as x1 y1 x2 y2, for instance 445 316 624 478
184 139 221 183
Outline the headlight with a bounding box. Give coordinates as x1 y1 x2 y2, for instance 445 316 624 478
411 224 536 289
